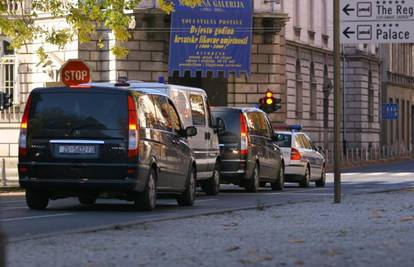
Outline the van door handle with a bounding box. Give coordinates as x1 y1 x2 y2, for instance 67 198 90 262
205 132 211 140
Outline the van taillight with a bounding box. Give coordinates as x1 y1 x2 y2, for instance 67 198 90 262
291 147 302 160
128 95 139 158
19 95 32 157
240 113 249 156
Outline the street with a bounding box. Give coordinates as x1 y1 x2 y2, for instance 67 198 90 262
1 160 414 241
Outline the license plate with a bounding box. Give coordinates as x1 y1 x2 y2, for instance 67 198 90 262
58 145 96 154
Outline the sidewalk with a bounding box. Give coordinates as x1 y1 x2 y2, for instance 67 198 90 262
6 189 414 267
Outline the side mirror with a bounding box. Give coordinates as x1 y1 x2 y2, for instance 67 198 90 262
214 118 225 134
184 126 197 137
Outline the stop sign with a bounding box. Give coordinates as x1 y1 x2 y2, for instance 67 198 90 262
60 60 91 86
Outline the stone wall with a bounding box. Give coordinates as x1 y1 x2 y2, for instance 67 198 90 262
344 54 381 149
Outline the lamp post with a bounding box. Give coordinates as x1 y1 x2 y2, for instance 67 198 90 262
333 0 342 203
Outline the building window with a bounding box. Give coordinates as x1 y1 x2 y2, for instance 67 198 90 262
0 40 16 107
296 59 303 119
368 70 374 123
323 65 330 128
402 100 405 141
310 62 317 119
396 98 400 142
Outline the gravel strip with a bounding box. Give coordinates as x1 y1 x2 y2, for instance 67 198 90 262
6 189 414 267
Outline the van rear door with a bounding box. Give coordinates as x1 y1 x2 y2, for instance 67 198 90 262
26 88 129 180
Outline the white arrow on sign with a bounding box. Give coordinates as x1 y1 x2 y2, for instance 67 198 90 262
341 20 413 44
340 0 414 21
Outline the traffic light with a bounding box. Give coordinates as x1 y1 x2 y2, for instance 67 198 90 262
0 92 12 111
259 90 281 114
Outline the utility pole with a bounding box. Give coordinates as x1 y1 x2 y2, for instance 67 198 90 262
334 0 342 203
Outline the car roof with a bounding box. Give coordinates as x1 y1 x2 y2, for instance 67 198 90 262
87 82 207 95
81 83 170 97
211 106 265 113
33 84 169 98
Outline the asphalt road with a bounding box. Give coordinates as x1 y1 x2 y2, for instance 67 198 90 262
1 160 414 241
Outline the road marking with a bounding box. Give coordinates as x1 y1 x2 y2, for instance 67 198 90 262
0 200 25 204
393 173 414 177
197 199 219 203
0 206 27 211
0 213 74 223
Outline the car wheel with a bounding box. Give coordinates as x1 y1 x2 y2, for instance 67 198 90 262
271 165 285 191
78 196 97 205
315 166 326 187
299 166 310 188
245 165 259 193
134 168 157 211
177 167 196 206
26 190 49 210
201 163 220 196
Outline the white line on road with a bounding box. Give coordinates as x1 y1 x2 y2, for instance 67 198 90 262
0 200 25 204
0 206 27 211
196 199 219 203
0 213 74 223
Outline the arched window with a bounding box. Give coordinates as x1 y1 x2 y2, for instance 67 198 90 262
310 62 317 119
0 39 16 108
296 59 303 118
368 70 374 123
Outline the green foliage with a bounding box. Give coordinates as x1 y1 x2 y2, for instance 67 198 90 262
0 0 201 61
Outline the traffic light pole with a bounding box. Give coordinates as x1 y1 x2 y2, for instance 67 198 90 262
334 0 342 203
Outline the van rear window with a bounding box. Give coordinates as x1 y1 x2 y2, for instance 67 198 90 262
211 110 240 136
29 92 128 130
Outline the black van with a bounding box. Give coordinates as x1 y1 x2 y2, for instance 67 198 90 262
18 85 198 211
211 107 284 192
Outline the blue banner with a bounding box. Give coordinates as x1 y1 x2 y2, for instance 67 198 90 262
168 0 253 78
382 103 398 120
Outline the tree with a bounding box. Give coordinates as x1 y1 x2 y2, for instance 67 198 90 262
0 0 201 60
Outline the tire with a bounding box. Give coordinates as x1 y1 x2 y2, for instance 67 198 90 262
245 165 260 193
315 166 326 187
134 168 157 211
78 196 96 205
177 167 196 206
271 165 285 191
26 190 49 210
201 163 220 196
299 166 310 188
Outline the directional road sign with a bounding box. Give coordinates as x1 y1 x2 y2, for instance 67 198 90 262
341 0 414 43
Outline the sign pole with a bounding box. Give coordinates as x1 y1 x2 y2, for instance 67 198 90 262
334 0 342 203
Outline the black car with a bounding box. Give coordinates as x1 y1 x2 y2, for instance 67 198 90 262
18 85 198 211
211 107 284 192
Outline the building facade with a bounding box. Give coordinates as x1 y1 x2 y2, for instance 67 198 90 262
281 0 381 151
380 44 414 153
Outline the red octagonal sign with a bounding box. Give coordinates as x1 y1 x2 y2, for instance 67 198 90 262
60 60 91 86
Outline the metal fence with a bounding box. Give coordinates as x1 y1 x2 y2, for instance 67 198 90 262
325 143 413 167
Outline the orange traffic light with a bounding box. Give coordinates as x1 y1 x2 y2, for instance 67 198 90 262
266 91 273 98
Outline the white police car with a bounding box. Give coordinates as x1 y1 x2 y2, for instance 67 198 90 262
274 125 326 187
